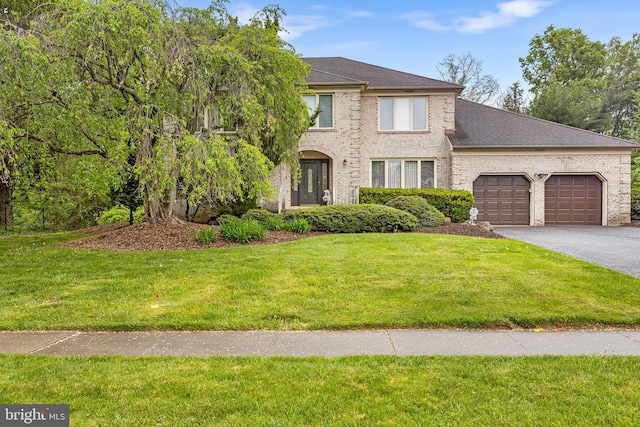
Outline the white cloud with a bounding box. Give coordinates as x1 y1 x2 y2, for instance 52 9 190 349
401 11 450 32
347 10 374 18
455 0 552 34
498 0 550 17
280 14 332 41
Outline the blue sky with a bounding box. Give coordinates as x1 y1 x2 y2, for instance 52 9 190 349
177 0 639 94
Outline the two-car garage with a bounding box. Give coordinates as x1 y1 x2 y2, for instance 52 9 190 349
473 174 603 226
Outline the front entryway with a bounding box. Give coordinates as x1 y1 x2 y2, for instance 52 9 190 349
293 159 330 205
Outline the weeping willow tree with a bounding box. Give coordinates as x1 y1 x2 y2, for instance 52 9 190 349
0 0 311 223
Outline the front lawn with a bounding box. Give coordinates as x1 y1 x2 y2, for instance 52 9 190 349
0 355 638 426
1 232 639 330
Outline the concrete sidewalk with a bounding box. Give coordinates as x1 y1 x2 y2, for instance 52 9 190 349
2 330 640 357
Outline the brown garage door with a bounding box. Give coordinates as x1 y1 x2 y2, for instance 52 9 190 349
473 175 530 225
545 175 602 225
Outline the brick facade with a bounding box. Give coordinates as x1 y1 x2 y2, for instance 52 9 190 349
263 58 635 226
451 150 632 225
266 90 457 211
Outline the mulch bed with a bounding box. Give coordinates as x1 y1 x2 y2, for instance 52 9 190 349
62 221 505 252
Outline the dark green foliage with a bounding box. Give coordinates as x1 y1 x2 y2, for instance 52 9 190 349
285 217 310 234
111 154 142 225
261 216 287 231
282 204 417 233
359 188 473 223
242 209 277 223
242 208 309 233
216 214 240 226
195 226 217 244
631 187 640 220
220 219 266 243
385 196 445 227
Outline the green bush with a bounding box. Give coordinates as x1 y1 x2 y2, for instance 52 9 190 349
241 209 276 222
359 188 473 223
282 204 417 233
285 218 310 234
216 214 240 226
97 205 144 225
260 216 288 231
385 196 445 227
195 226 217 244
220 219 267 243
632 187 640 220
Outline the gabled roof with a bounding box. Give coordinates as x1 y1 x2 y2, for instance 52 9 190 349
303 57 463 91
449 98 639 149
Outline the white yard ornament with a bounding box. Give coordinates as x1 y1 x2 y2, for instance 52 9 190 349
469 207 479 224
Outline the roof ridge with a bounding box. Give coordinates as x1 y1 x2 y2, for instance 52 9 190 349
303 56 464 90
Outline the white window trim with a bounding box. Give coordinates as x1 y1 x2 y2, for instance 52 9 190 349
378 96 428 131
304 93 334 129
371 159 437 188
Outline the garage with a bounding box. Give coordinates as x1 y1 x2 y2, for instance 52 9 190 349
473 175 530 225
545 175 602 225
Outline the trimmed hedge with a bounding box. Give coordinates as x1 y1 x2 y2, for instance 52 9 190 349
632 187 640 220
385 196 445 227
282 204 417 233
359 188 473 223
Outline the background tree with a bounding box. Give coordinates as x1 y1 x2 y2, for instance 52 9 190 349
499 81 529 114
520 25 640 186
519 25 607 95
0 0 311 225
528 80 607 131
436 52 501 104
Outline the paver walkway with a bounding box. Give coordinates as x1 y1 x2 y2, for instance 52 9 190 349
2 330 640 357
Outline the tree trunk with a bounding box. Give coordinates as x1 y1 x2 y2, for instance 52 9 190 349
138 128 181 224
0 181 10 227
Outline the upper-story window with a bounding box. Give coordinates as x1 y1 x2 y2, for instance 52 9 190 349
203 105 236 133
303 94 333 129
379 97 427 131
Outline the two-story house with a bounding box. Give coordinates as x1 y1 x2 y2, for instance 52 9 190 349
267 57 637 226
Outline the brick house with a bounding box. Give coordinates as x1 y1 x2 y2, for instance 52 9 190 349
266 57 638 226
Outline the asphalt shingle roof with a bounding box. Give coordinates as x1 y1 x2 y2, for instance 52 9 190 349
303 57 463 91
449 98 639 149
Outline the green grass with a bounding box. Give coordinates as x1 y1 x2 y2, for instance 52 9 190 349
0 354 638 426
1 232 640 330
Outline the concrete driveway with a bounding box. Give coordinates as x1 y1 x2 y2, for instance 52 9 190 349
494 226 640 278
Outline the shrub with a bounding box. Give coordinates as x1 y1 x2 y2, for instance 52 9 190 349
632 187 640 220
241 209 277 222
97 205 144 225
282 204 417 233
285 218 310 234
195 226 217 243
220 219 266 243
216 214 240 226
359 188 473 223
385 196 445 227
260 216 288 231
